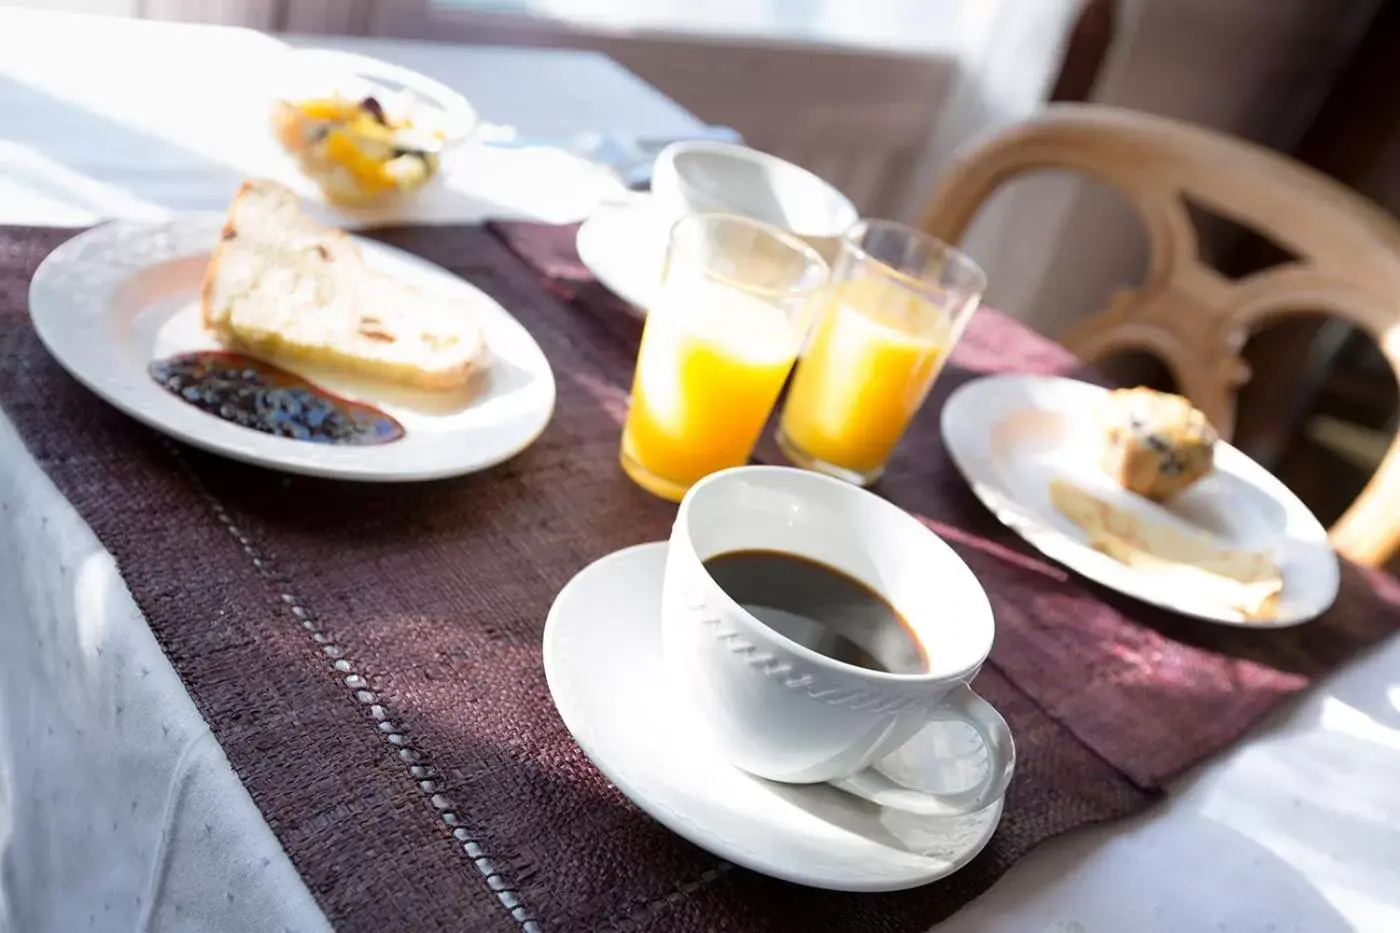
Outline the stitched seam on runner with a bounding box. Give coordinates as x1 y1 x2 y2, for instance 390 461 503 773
606 862 734 931
163 441 542 932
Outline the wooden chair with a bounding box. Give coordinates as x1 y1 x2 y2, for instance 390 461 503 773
920 103 1400 567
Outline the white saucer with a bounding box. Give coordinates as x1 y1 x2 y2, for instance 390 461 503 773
30 213 556 482
575 196 666 312
542 541 1004 892
940 374 1339 627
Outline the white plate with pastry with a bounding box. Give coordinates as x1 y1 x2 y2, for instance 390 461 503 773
940 374 1338 627
30 181 555 482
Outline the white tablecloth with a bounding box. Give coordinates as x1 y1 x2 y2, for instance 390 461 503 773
1 9 1397 933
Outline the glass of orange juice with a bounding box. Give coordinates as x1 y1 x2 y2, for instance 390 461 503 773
778 220 985 486
620 213 829 501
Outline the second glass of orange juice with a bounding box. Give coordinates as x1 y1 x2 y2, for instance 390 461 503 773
620 213 829 501
778 220 985 485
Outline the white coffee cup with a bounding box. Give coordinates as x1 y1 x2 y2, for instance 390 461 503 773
650 142 859 261
660 465 1014 816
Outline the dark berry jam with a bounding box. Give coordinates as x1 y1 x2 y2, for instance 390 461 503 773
149 351 404 445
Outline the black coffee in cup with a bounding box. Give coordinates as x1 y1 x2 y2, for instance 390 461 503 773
702 549 928 675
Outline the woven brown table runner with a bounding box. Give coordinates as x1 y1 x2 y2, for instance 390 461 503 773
3 222 1397 933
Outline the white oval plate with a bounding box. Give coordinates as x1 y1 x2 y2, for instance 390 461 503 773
940 375 1339 627
575 196 665 314
543 541 1003 892
30 214 555 481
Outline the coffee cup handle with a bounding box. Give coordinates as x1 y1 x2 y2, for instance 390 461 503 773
829 683 1015 817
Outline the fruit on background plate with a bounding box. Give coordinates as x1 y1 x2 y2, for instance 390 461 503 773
271 93 445 205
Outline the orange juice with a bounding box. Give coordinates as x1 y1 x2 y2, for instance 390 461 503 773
621 289 803 501
780 277 951 477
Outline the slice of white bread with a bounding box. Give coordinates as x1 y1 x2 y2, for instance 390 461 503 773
201 180 488 390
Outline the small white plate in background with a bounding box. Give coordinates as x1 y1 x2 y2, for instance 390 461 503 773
575 194 666 314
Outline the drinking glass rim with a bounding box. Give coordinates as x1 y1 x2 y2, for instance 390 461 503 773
666 211 831 301
840 218 988 299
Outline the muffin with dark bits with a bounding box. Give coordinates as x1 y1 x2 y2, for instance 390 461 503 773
1097 387 1218 500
